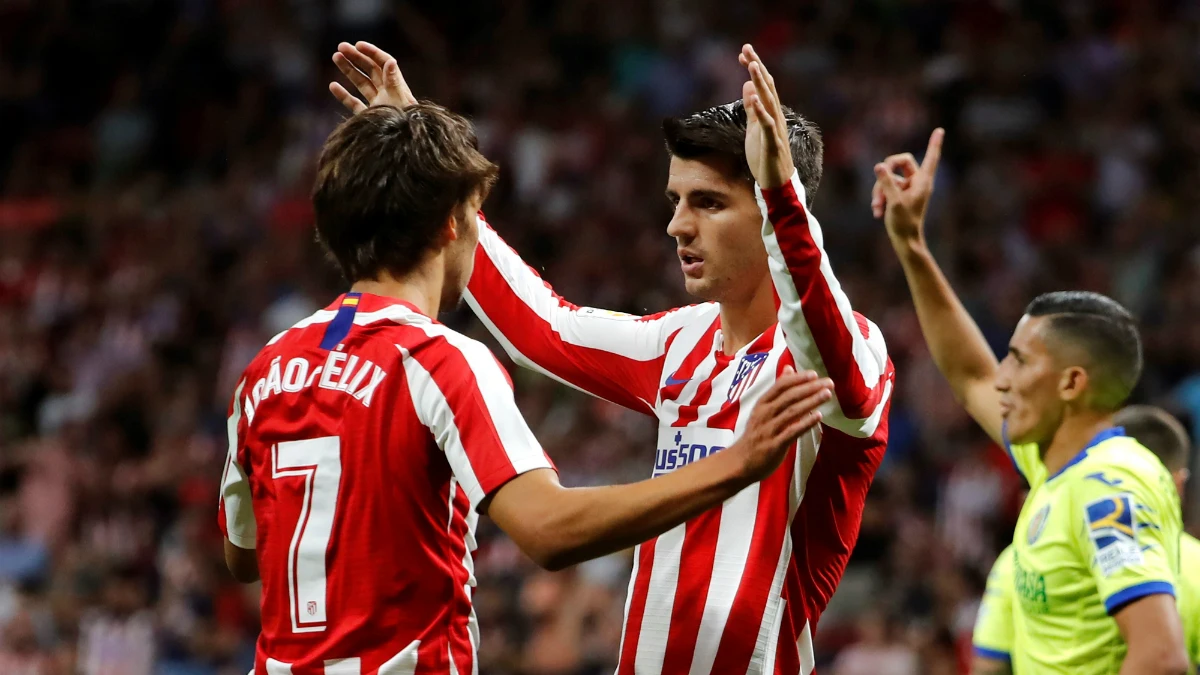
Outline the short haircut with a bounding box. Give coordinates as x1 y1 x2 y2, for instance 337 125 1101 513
1114 405 1192 471
313 103 498 283
662 100 823 205
1025 291 1143 411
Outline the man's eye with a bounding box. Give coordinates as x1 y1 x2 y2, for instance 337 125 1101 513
699 199 720 210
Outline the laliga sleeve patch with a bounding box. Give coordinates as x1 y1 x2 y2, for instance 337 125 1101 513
1084 493 1144 577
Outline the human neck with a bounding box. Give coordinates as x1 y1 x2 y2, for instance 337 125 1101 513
1040 409 1116 477
717 275 777 355
349 258 445 317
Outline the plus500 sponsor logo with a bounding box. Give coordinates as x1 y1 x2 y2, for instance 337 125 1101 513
653 431 727 477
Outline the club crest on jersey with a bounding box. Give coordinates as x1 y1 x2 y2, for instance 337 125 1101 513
1027 504 1051 544
1084 493 1144 577
727 352 770 402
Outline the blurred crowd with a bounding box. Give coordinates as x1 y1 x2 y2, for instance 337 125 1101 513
1 0 1198 673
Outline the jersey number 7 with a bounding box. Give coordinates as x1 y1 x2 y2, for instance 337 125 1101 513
272 436 343 633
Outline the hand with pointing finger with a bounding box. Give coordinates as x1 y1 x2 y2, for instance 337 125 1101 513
872 128 944 248
329 41 417 114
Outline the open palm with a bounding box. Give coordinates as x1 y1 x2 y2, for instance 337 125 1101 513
329 41 417 114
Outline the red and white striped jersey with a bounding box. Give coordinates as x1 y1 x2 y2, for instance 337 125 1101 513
218 294 554 675
465 171 894 675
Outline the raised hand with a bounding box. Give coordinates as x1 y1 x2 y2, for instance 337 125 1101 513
739 44 794 190
329 41 417 114
872 128 944 247
734 368 832 482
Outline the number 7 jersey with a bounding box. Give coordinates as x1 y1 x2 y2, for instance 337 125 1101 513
218 294 554 675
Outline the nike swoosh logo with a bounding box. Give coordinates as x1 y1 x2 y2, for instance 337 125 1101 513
665 375 690 387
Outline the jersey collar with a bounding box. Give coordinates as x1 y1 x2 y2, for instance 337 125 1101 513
324 292 429 318
1046 426 1126 482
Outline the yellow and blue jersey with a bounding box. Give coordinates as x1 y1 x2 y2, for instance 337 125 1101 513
973 544 1015 662
1005 425 1183 674
1179 532 1200 672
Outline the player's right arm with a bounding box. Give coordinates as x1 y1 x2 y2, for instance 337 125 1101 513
971 546 1015 675
872 130 1004 446
402 327 832 571
1072 460 1189 675
327 41 680 415
218 379 260 583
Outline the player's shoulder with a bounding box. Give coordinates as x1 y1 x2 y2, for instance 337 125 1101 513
649 301 720 327
1182 532 1200 561
991 544 1015 575
1078 435 1174 489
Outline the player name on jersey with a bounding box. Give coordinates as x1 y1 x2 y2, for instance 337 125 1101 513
242 348 388 425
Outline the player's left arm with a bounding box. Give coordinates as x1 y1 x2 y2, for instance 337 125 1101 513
740 45 890 439
218 380 260 583
1073 465 1189 674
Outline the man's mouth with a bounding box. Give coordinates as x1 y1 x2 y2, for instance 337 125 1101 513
679 251 704 276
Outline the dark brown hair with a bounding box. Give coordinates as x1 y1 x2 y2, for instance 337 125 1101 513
1025 291 1143 411
663 100 823 204
313 103 498 283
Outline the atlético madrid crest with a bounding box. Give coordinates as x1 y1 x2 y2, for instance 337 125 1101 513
727 352 770 402
1027 504 1051 545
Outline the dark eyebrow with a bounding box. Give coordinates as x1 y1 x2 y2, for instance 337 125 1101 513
687 189 727 202
1008 345 1023 359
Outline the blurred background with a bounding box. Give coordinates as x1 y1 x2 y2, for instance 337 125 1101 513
1 0 1198 673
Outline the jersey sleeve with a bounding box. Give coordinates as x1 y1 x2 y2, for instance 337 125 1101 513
1177 536 1200 670
973 545 1016 661
465 214 693 415
1001 420 1047 488
218 380 257 549
398 329 556 512
755 174 891 438
1068 459 1182 616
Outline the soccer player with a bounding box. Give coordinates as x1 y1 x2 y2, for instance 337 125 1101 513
970 405 1200 674
217 102 837 674
873 130 1189 674
330 42 893 674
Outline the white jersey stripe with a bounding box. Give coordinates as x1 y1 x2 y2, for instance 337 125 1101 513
323 658 361 675
377 640 420 675
635 525 687 674
616 543 643 667
688 484 761 675
410 322 550 481
397 346 488 509
220 380 255 548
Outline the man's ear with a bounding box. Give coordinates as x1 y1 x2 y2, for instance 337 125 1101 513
441 212 460 245
1057 365 1090 404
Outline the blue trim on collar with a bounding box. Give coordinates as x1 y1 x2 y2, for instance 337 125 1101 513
1046 426 1126 482
319 292 362 351
1000 420 1026 481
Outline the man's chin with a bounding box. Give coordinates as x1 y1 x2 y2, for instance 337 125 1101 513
683 277 718 302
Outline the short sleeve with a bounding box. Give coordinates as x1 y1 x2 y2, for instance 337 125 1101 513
973 545 1015 660
1002 420 1046 487
399 330 555 512
1069 462 1181 615
1178 537 1200 669
218 382 257 549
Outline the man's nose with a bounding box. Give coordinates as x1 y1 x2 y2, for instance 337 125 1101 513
666 205 695 240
